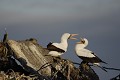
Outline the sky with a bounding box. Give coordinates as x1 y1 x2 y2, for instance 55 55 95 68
0 0 120 79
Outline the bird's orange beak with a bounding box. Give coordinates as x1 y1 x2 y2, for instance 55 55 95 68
76 38 84 44
76 41 82 44
69 34 78 40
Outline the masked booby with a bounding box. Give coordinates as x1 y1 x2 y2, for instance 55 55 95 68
47 33 78 57
75 38 107 65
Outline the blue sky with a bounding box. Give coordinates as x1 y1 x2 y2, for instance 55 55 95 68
0 0 120 79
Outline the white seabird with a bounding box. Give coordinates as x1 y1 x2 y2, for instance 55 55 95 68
47 33 78 57
75 38 107 65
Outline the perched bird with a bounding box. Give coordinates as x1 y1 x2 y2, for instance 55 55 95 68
75 38 107 65
47 33 78 57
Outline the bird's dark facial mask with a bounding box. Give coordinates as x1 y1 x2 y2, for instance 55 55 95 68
81 40 85 44
68 34 78 40
77 38 85 44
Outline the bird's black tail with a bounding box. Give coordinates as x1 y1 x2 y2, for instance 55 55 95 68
102 61 107 64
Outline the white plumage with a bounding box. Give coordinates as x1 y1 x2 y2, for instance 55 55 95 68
76 49 95 58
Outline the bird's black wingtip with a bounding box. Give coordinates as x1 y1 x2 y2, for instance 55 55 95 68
102 61 108 64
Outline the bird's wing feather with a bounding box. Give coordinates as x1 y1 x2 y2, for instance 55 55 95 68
83 49 107 64
77 48 107 64
77 49 95 58
47 42 65 53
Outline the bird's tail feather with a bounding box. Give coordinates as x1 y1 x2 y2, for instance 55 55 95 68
93 64 107 72
102 61 108 64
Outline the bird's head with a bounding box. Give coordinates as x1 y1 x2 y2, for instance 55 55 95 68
76 38 88 47
61 33 78 40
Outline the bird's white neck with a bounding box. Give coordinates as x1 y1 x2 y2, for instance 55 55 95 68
76 40 88 50
60 37 68 51
75 44 85 51
84 38 88 47
60 38 68 49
